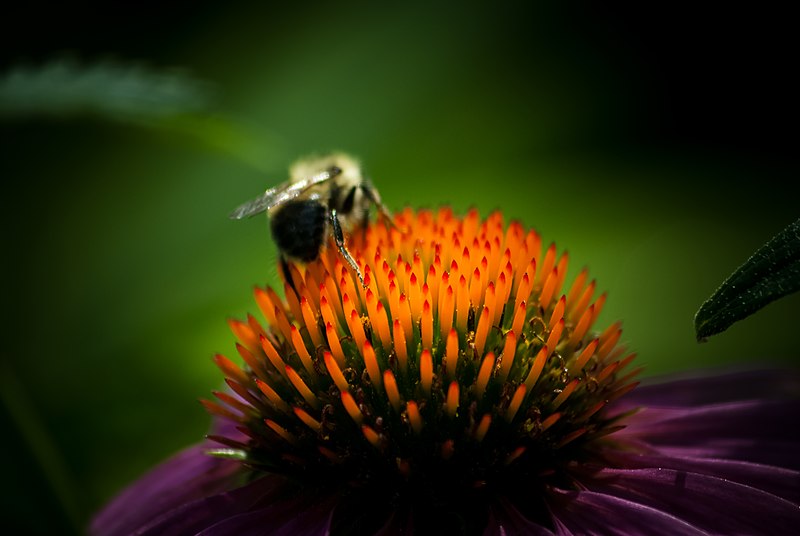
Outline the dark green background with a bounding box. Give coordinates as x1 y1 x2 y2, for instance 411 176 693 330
2 2 797 534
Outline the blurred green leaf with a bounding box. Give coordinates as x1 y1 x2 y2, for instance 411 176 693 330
695 218 800 341
0 58 284 171
0 58 210 119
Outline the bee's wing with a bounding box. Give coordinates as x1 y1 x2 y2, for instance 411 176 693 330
228 189 277 219
228 168 339 220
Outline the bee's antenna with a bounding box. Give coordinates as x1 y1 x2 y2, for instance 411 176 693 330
361 182 402 233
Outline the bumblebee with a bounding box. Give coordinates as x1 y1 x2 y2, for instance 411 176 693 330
230 153 393 288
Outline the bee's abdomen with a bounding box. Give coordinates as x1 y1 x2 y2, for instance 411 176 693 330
270 200 327 262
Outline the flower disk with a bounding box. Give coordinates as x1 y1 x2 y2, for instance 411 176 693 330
205 208 638 514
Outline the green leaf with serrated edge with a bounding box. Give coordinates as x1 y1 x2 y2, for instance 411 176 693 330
694 218 800 341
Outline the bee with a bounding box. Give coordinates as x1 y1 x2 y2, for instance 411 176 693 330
229 153 394 289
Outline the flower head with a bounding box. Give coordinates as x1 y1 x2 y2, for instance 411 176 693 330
92 208 800 535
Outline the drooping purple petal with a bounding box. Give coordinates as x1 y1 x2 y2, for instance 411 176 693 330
482 500 554 536
615 399 800 469
90 443 244 536
603 451 800 504
134 473 289 536
195 491 337 536
547 488 707 536
578 467 800 534
542 369 800 534
619 368 800 408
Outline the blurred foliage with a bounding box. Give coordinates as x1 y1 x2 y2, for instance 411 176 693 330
0 58 285 172
0 58 210 118
1 1 797 534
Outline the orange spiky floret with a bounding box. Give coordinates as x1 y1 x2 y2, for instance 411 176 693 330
205 208 638 489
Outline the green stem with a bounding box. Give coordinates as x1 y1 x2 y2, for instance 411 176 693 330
0 360 82 535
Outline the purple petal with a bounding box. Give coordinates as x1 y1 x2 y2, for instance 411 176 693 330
548 489 707 536
482 500 554 536
616 399 800 469
195 492 337 536
579 467 800 534
90 443 244 536
602 451 800 504
135 474 289 536
620 368 800 408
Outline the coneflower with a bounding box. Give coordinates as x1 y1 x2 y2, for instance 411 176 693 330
92 208 800 535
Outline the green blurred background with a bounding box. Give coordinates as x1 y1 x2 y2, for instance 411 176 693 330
1 2 797 534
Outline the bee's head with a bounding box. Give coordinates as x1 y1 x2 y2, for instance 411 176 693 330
289 152 363 187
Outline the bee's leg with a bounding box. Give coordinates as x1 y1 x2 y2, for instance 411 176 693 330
280 255 299 297
360 183 398 230
330 208 366 288
361 206 370 242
